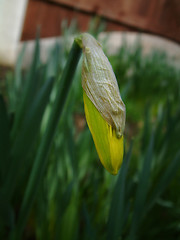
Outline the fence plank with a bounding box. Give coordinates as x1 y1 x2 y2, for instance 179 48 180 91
21 0 180 42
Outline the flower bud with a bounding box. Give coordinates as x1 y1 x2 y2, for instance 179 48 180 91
76 33 126 175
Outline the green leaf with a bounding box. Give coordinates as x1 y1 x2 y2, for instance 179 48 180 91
107 142 133 240
15 44 26 91
128 133 154 239
54 182 74 240
2 77 54 202
146 150 180 212
10 40 82 239
82 203 96 240
11 36 40 140
0 95 10 181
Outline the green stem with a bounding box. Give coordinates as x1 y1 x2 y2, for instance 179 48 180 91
11 39 82 239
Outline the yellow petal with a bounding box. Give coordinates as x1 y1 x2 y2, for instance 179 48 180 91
83 91 124 175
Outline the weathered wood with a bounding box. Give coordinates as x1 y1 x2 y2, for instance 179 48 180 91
22 1 91 40
21 0 180 42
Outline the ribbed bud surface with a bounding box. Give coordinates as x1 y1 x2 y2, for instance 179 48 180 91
80 33 126 137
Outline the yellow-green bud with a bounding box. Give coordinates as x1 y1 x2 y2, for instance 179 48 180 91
76 33 126 175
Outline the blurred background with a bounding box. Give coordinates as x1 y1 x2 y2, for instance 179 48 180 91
0 0 180 65
0 0 180 240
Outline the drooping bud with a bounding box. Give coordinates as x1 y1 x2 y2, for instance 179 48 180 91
76 33 126 175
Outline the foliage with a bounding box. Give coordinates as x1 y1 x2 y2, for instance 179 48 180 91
0 26 180 240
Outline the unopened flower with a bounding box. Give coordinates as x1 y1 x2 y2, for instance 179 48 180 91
76 33 126 175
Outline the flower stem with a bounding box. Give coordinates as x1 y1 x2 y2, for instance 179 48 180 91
10 39 82 240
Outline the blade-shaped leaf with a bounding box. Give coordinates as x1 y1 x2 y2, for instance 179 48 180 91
11 40 82 239
128 133 154 239
11 36 40 139
146 150 180 212
107 142 133 240
2 77 54 201
0 95 10 181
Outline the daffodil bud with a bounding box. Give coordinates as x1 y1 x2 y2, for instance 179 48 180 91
76 33 126 175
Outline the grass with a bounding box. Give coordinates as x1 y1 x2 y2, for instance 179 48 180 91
0 26 180 240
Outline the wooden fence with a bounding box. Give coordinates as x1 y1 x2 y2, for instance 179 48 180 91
22 0 180 43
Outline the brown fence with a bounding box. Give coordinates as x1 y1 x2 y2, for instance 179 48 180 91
22 0 180 43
